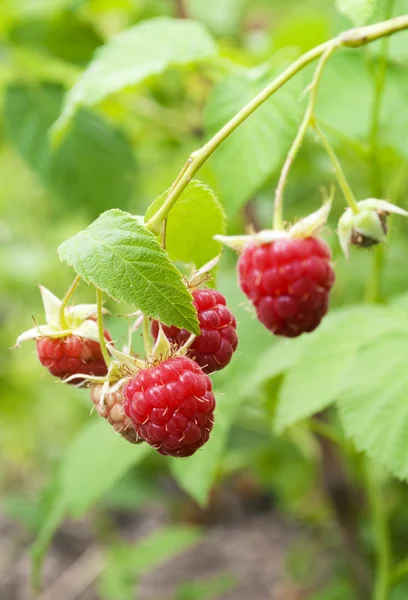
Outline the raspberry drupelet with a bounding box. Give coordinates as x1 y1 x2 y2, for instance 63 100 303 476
238 237 335 337
124 356 215 458
152 288 238 374
90 385 140 444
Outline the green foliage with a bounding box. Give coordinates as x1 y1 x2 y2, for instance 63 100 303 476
276 305 408 431
204 64 302 214
58 209 200 333
173 573 236 600
145 180 226 268
335 0 376 24
99 526 201 600
52 17 217 142
4 84 136 215
339 334 408 480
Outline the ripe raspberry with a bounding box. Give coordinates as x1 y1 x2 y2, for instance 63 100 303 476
238 237 335 337
151 289 238 374
90 386 140 444
124 356 215 458
36 330 111 382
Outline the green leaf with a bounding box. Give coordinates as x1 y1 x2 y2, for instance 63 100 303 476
52 17 217 142
335 0 376 24
100 526 201 600
170 406 229 506
58 209 200 334
338 334 408 480
204 64 302 214
4 84 136 216
276 306 408 432
145 181 226 268
60 419 150 518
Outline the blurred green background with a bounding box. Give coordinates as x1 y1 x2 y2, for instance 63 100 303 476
2 0 408 598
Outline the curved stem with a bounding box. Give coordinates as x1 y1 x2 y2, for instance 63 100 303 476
366 463 390 600
59 275 81 329
142 315 152 358
145 15 408 233
96 288 110 368
313 122 360 213
273 43 338 229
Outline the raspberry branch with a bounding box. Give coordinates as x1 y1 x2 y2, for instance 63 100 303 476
59 275 81 330
313 122 360 213
96 288 111 369
145 15 408 234
273 43 339 230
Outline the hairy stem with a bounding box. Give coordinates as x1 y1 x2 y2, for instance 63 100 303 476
314 413 370 598
273 43 338 229
370 0 396 198
366 464 390 600
313 122 359 213
59 275 81 329
146 15 408 233
96 288 110 368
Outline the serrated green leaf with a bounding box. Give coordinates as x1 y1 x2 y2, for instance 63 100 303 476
336 0 376 24
338 335 408 480
145 180 226 268
276 306 408 432
52 17 217 142
61 419 150 517
204 64 302 214
4 84 136 215
58 209 200 334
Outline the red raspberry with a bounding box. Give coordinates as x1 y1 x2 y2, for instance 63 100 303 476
151 289 238 374
90 386 140 444
36 330 111 382
123 356 215 458
238 237 335 337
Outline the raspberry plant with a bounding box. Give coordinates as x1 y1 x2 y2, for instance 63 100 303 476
6 3 408 599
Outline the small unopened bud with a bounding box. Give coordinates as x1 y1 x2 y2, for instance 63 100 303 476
338 199 408 257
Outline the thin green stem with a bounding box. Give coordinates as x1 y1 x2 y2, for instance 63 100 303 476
366 0 395 304
145 15 408 234
59 275 81 329
313 121 359 213
366 463 390 600
273 43 338 229
96 288 110 368
369 0 395 198
142 315 152 358
391 557 408 584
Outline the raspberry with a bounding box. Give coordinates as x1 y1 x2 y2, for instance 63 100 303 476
90 386 140 444
238 237 335 337
36 330 111 382
151 289 238 374
124 356 215 458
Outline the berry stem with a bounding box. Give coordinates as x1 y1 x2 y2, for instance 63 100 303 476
59 275 81 329
366 462 390 600
145 15 408 234
273 43 338 230
96 288 110 368
143 315 152 357
313 121 360 214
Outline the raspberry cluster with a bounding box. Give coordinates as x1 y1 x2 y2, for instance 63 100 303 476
124 356 215 457
238 237 335 337
152 288 238 374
